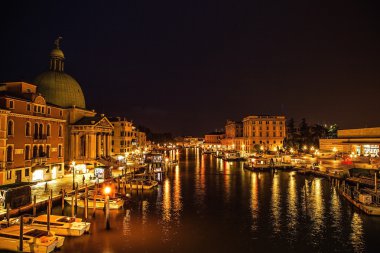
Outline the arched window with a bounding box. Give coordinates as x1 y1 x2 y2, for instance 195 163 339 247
6 146 13 162
38 145 44 157
39 123 43 138
25 122 31 136
34 123 39 138
46 145 50 158
25 146 30 160
46 124 51 137
7 120 13 136
58 125 63 137
33 146 38 158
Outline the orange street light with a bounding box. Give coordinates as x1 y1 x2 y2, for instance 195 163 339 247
104 186 112 195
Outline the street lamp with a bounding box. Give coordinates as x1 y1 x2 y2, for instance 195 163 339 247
71 160 76 190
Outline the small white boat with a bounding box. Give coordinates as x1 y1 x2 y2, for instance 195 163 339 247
65 194 124 209
23 215 90 237
128 179 158 190
0 225 64 253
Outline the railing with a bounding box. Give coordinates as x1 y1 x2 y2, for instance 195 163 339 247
33 134 48 140
32 156 48 165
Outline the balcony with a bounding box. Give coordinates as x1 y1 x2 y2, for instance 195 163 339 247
32 156 48 165
33 134 47 143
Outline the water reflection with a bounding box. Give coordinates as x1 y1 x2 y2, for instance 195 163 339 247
350 213 365 252
310 178 325 240
287 172 297 240
271 173 281 234
162 178 171 241
250 173 259 232
173 165 182 224
57 149 377 253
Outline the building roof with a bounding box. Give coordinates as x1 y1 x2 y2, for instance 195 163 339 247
34 39 86 109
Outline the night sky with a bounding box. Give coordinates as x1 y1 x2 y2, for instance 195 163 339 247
1 0 379 136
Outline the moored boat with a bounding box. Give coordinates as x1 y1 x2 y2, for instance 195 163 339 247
65 194 124 209
127 179 158 190
222 151 246 161
23 215 90 236
243 158 272 171
339 184 380 216
0 225 64 253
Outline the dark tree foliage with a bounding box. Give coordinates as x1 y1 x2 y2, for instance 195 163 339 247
284 118 337 151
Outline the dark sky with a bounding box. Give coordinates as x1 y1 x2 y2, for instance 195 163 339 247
1 0 379 136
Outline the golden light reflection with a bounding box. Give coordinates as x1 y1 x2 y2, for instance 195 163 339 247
162 178 171 222
194 154 206 209
142 200 149 225
122 209 131 237
224 161 231 203
173 165 182 223
250 173 258 231
350 213 365 252
287 171 297 235
309 178 324 237
330 187 341 231
271 173 281 234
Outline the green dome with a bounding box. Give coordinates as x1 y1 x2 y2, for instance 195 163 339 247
34 71 86 109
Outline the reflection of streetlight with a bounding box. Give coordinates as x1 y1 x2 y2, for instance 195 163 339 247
71 161 76 190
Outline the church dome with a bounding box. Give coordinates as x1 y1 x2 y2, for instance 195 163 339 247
34 71 86 109
34 37 86 109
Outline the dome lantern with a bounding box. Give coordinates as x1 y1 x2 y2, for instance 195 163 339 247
34 38 86 109
49 37 65 72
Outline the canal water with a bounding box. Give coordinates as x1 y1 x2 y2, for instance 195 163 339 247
54 148 379 253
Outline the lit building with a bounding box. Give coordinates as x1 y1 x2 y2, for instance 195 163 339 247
0 82 65 184
319 127 380 156
204 132 225 147
110 117 134 155
242 115 286 152
221 120 244 150
33 38 114 168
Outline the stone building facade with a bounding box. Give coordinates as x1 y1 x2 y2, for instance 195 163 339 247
0 82 65 184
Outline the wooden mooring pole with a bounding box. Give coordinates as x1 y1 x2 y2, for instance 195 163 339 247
105 195 110 230
33 195 37 217
47 197 51 232
61 189 65 215
93 184 97 218
6 203 10 227
19 214 23 252
84 184 88 221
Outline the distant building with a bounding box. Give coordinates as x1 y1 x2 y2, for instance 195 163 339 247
221 120 244 150
243 115 286 152
110 117 134 155
319 127 380 156
204 132 225 148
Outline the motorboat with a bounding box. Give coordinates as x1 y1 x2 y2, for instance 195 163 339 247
243 158 272 171
23 215 90 236
222 151 246 161
127 179 158 190
340 185 380 216
65 194 124 210
0 225 64 253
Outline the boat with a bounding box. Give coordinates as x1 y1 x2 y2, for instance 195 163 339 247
243 158 272 171
339 184 380 215
23 215 90 236
65 194 124 209
127 179 158 190
0 225 64 253
222 151 246 161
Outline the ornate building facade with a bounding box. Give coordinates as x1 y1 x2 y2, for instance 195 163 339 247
0 82 65 184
